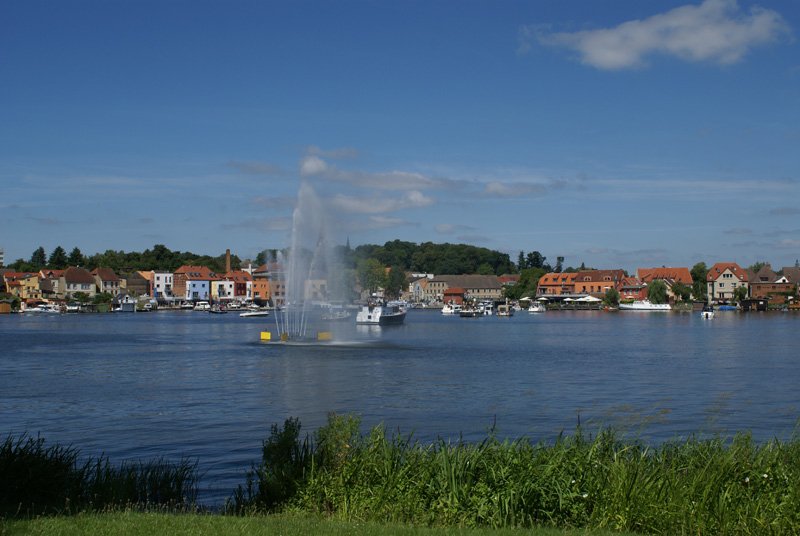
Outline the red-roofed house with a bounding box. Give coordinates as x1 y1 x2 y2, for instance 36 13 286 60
706 262 748 303
536 272 577 296
174 265 219 302
92 267 122 296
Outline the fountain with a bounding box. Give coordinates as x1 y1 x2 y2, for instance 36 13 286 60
265 182 349 342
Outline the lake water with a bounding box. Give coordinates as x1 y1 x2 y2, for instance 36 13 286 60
2 308 799 506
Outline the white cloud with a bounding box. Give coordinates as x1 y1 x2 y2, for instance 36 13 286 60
435 223 476 235
529 0 790 70
300 155 328 176
330 191 434 214
305 145 359 160
368 215 414 229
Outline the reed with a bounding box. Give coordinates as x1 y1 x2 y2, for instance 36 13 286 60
0 433 198 518
288 418 800 534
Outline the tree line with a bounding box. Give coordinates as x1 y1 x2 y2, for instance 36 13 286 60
6 244 241 275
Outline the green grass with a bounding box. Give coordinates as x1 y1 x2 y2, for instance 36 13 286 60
0 512 635 536
5 416 800 534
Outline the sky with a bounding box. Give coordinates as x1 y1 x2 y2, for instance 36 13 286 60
1 0 798 273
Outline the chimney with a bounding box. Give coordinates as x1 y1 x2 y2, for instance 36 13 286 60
225 249 231 274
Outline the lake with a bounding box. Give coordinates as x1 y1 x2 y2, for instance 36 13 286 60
2 308 798 506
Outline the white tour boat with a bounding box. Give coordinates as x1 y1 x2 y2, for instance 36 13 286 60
619 300 671 311
356 300 407 325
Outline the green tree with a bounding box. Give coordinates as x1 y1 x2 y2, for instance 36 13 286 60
92 292 114 304
647 279 668 304
526 251 545 269
67 247 85 267
48 246 68 269
733 285 749 304
72 291 91 304
603 287 620 308
30 247 47 268
671 282 692 302
357 258 386 295
517 251 526 270
690 262 708 301
254 250 268 267
384 266 407 300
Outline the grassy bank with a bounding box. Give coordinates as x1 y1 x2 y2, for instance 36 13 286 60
1 512 634 536
4 415 800 534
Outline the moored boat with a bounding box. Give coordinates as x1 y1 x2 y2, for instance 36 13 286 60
356 300 406 325
619 300 671 311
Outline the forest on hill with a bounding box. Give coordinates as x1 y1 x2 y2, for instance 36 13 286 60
6 241 569 282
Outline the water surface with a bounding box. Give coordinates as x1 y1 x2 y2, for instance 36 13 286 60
1 309 798 504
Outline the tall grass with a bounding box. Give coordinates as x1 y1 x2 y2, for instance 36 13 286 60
231 414 800 534
0 434 198 518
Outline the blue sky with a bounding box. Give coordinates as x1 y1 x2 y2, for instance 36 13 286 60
2 0 798 273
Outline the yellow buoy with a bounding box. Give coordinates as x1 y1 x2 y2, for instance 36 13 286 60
260 331 272 341
317 331 332 341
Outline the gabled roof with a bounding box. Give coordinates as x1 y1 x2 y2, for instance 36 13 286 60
537 272 577 286
637 267 692 285
706 262 748 282
575 269 625 283
781 267 800 284
175 265 218 280
64 266 96 284
40 269 64 279
91 267 120 282
751 265 779 283
224 270 253 282
430 274 502 290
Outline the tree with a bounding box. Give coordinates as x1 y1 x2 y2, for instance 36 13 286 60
384 266 407 300
733 286 748 304
254 250 268 267
48 246 68 269
526 251 545 270
603 288 620 308
555 256 564 273
748 261 766 273
517 251 526 270
67 247 85 267
357 258 386 295
690 262 708 301
671 282 692 302
647 280 668 304
30 247 47 268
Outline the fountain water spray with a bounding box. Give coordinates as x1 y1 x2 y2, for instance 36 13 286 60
269 182 346 341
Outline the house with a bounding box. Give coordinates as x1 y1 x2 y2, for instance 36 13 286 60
2 272 42 302
408 277 429 304
92 267 122 296
62 266 97 299
636 267 693 300
125 271 152 299
148 271 172 301
747 264 794 303
173 265 219 302
251 264 272 306
536 272 577 296
617 276 648 301
572 270 626 296
425 275 503 303
113 292 137 312
706 262 748 303
443 287 465 305
39 269 65 299
223 270 253 303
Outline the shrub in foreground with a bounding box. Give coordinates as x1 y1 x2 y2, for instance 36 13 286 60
230 414 800 534
0 434 198 518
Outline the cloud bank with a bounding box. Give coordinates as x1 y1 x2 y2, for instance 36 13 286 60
526 0 790 70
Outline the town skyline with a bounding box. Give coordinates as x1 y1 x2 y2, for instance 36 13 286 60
2 1 798 271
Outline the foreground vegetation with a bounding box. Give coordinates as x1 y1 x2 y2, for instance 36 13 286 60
1 512 635 536
4 416 800 534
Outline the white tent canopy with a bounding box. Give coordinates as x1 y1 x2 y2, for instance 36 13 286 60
576 295 602 302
